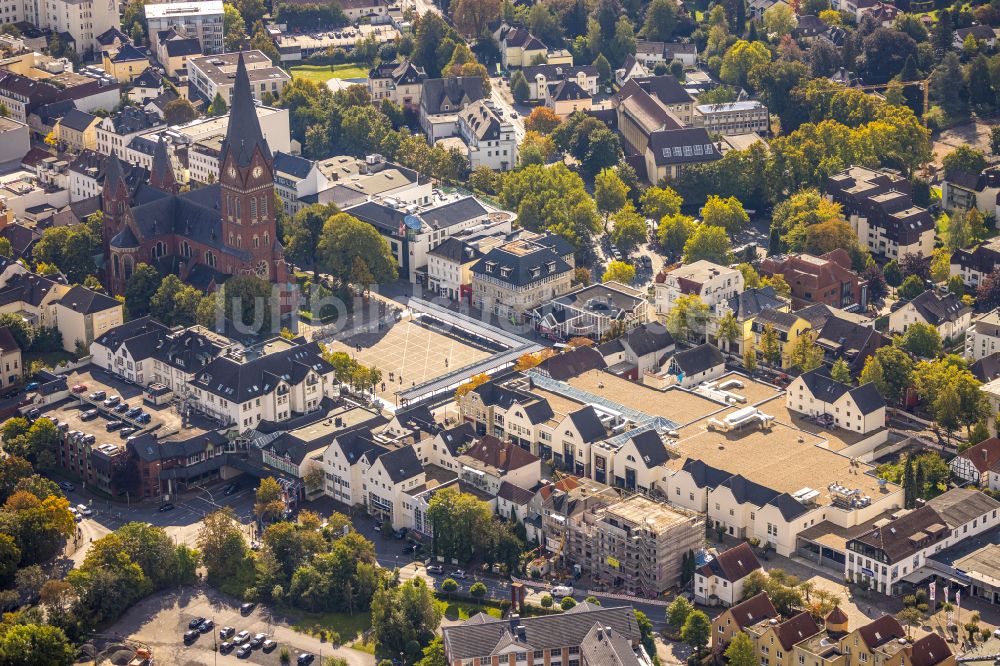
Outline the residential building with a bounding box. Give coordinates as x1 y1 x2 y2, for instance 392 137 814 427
320 427 388 506
494 23 547 68
615 54 648 86
364 445 425 529
0 69 119 125
52 285 123 353
0 270 70 329
89 316 171 385
712 592 779 651
634 40 698 68
760 249 868 310
665 343 725 387
523 64 598 100
187 50 291 105
368 59 425 109
845 488 1000 595
155 28 202 77
470 231 575 322
271 25 399 64
750 308 813 369
336 0 392 22
951 237 1000 289
888 290 972 342
534 282 649 342
442 603 649 666
971 351 1000 383
347 193 511 284
710 286 788 355
187 337 338 427
654 260 744 316
546 80 592 118
826 166 935 259
954 24 997 49
940 164 1000 216
149 325 232 396
966 309 1000 361
644 127 721 184
694 541 762 607
145 0 224 54
37 0 120 54
536 346 608 381
419 76 486 143
597 321 675 379
273 153 420 215
456 100 517 170
786 366 886 435
949 438 1000 491
694 101 769 136
0 326 21 387
95 106 164 160
426 237 481 302
575 496 704 595
455 435 542 496
101 43 149 82
744 611 821 666
54 109 99 152
810 310 886 376
125 429 229 499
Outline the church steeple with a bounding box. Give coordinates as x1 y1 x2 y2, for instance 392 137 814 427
220 52 270 169
149 135 177 193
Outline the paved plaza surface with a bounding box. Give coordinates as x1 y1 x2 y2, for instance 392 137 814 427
325 316 501 401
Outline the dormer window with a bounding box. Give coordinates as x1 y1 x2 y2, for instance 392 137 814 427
485 261 496 272
500 266 512 278
547 261 557 272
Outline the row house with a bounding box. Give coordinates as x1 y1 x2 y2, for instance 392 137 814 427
709 286 789 355
149 325 232 396
597 321 675 379
785 367 886 435
949 438 1000 492
89 316 170 385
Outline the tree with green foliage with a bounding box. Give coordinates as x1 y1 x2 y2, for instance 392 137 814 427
894 322 942 358
0 623 74 665
831 358 852 384
561 596 577 610
595 167 628 230
370 578 442 655
666 294 709 343
426 487 492 562
603 260 636 284
943 146 988 178
150 275 202 328
593 53 612 84
760 324 782 367
318 212 398 288
666 596 693 628
681 610 711 655
510 70 530 103
641 185 682 220
163 97 197 125
223 3 247 51
208 92 228 116
122 263 160 319
701 194 749 232
725 631 756 666
610 203 646 254
643 0 677 40
285 203 339 279
658 214 696 255
897 275 926 301
683 224 732 265
789 331 825 372
500 163 601 247
720 40 770 89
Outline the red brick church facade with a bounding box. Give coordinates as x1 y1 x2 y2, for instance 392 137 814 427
100 53 291 311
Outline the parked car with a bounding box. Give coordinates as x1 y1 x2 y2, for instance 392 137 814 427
219 626 235 640
24 382 39 391
114 402 129 414
262 639 277 652
26 408 39 420
223 482 239 496
297 654 315 665
183 630 199 644
219 641 234 654
198 619 214 633
240 602 255 614
103 395 120 407
137 412 151 424
426 564 444 574
188 617 206 629
236 644 252 658
76 504 92 517
89 390 106 401
68 507 80 521
58 481 74 492
126 407 142 419
105 420 124 432
551 585 574 597
249 633 266 648
452 569 467 579
119 427 136 439
234 630 250 644
71 384 87 394
158 503 175 512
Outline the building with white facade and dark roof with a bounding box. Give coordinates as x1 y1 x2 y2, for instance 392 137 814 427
786 366 886 435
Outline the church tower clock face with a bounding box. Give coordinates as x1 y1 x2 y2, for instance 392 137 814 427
228 165 236 178
253 166 263 179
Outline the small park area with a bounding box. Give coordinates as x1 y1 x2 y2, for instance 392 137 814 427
290 63 369 83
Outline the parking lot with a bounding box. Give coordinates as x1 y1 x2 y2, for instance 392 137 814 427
105 588 374 666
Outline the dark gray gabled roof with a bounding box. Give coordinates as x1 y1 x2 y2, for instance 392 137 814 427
273 151 314 179
497 481 535 505
164 37 202 57
438 421 476 456
905 290 972 327
420 197 488 230
681 457 732 489
550 79 589 101
672 343 723 376
132 67 162 89
538 347 607 381
798 366 885 415
633 74 694 105
59 108 98 132
55 285 119 315
726 286 783 320
421 77 486 116
190 340 334 403
522 64 597 82
520 398 554 424
568 405 607 443
623 322 674 357
442 604 640 660
376 445 423 484
335 428 388 464
767 493 812 521
648 127 720 166
971 351 1000 383
628 429 667 468
111 43 149 63
720 474 780 507
92 316 169 353
428 237 481 264
471 234 572 287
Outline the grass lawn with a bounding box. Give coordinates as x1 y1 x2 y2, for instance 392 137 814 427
24 349 76 369
291 610 372 644
291 63 369 83
434 598 502 622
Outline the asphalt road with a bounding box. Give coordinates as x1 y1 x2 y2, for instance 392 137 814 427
489 77 526 143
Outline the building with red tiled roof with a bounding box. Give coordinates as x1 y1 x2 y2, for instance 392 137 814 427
695 541 762 606
950 437 1000 491
455 435 542 496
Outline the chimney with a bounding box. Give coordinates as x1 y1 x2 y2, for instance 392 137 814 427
984 448 990 462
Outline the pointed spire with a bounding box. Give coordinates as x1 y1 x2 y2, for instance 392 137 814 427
149 135 177 193
221 52 270 169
